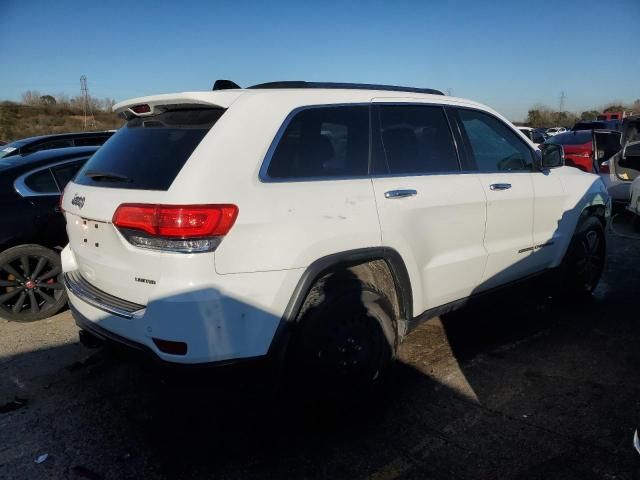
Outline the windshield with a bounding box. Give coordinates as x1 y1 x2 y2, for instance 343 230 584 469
74 107 225 190
546 130 592 145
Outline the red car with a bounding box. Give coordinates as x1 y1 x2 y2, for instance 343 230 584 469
544 130 620 173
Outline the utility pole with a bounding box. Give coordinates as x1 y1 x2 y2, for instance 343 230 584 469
80 75 96 130
446 87 454 96
559 90 565 112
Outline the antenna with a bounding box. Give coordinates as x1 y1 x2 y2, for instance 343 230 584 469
80 75 96 130
559 90 565 112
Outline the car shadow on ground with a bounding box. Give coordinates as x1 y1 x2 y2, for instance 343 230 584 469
2 222 640 479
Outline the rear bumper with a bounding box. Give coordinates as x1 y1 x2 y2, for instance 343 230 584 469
70 302 266 370
61 246 302 366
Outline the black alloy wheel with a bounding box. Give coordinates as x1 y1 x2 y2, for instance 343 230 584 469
563 217 606 295
0 245 67 322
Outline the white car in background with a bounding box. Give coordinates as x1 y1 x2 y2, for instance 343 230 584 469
546 127 567 137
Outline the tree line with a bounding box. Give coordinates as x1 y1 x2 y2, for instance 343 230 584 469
18 90 117 113
525 100 640 128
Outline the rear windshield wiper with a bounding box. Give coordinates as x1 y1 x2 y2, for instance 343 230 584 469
84 170 132 182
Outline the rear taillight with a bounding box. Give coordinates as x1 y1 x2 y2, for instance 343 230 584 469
112 204 238 253
599 160 610 174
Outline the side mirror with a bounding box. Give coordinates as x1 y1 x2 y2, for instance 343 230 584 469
622 140 640 160
538 144 564 169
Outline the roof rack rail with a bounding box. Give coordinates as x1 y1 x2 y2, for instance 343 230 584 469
248 81 445 96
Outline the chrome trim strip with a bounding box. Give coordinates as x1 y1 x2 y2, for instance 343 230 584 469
64 271 145 319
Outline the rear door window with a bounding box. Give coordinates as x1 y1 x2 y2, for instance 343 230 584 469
24 169 59 194
374 105 459 175
74 107 224 190
52 160 87 190
266 105 369 179
457 109 534 172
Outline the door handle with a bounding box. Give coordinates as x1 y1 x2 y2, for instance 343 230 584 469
489 183 512 191
384 189 417 199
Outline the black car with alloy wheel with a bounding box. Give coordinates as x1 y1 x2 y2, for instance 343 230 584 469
0 146 98 321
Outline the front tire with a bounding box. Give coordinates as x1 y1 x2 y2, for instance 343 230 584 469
561 217 606 296
0 245 67 322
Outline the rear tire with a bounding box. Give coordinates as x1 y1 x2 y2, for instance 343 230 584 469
288 270 396 401
560 217 606 296
0 245 67 322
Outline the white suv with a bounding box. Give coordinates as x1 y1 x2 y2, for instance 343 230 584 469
61 81 610 388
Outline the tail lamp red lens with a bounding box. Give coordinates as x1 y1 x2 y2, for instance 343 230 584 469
599 161 610 174
113 204 238 238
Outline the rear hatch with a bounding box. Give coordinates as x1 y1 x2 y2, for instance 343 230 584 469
592 130 622 174
611 116 640 182
63 104 228 305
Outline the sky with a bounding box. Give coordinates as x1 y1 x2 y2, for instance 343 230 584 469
1 0 638 121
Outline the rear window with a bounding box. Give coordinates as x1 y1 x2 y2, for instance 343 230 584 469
547 131 592 145
74 108 224 190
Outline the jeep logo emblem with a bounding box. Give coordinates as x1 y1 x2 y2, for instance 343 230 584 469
71 194 85 209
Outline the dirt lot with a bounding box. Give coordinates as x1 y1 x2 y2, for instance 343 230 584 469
1 213 639 480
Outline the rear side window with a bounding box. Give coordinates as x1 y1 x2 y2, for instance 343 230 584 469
74 108 224 190
457 109 534 172
376 105 459 175
266 106 369 179
24 169 58 194
52 160 86 190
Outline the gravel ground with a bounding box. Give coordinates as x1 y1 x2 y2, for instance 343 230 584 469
1 212 639 479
